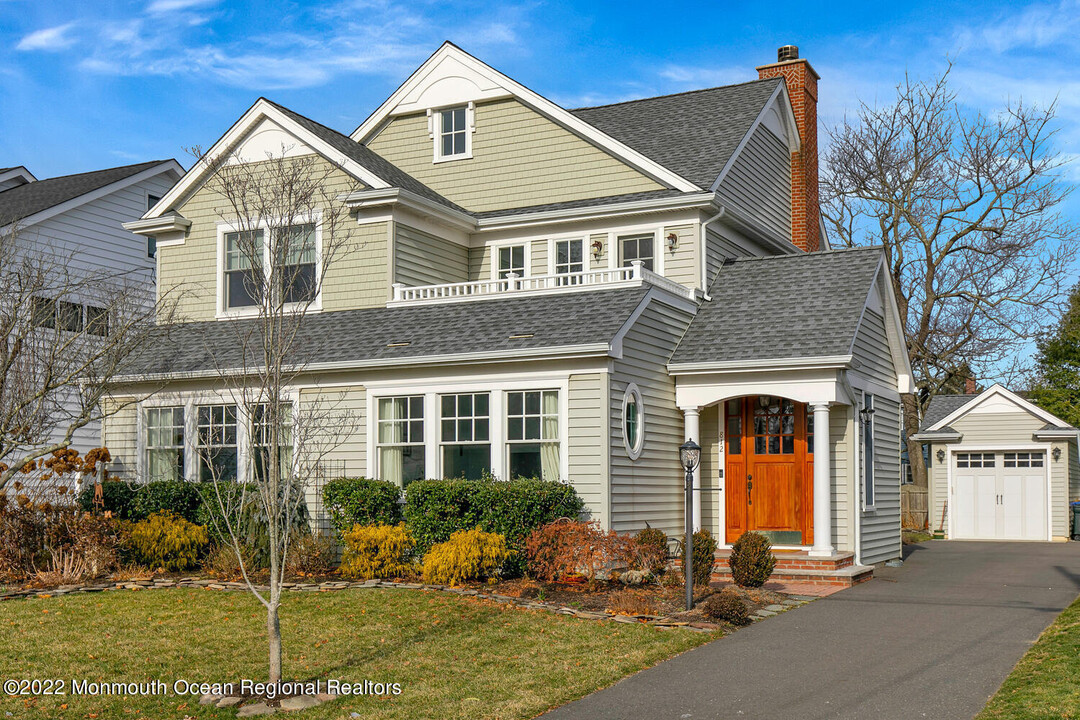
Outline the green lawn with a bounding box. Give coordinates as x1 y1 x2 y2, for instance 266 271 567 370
977 595 1080 720
0 588 716 719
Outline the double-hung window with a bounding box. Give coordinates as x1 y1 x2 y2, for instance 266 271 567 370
31 296 56 329
197 404 238 482
280 223 317 303
86 305 109 336
57 301 83 333
506 390 560 481
438 106 468 159
147 407 185 482
862 394 875 508
377 396 425 487
224 229 264 309
554 239 584 285
497 245 526 279
440 393 490 479
620 233 654 271
252 403 293 482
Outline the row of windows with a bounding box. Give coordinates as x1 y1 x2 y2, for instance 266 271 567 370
31 296 109 336
497 234 656 280
376 390 560 486
955 451 1045 469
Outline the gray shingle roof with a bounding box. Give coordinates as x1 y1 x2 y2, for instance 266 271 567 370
123 287 648 377
670 246 883 366
570 78 783 191
0 161 168 225
264 100 468 214
920 395 978 431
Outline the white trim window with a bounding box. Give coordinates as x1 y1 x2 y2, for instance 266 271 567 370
862 394 875 508
224 229 264 310
956 452 996 468
440 392 490 479
279 223 317 303
554 238 584 285
377 396 426 488
497 244 527 280
1004 451 1044 468
197 404 239 482
619 233 655 271
622 384 644 460
146 407 185 482
434 105 471 161
506 390 560 481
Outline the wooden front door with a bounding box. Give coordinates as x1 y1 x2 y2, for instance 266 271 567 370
724 397 814 545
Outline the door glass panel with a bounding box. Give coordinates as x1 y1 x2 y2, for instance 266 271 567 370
752 396 796 455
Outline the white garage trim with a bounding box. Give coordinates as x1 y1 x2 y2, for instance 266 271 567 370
946 443 1052 541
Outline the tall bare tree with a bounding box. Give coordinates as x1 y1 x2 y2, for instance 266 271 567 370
191 150 360 684
821 65 1076 487
0 219 178 492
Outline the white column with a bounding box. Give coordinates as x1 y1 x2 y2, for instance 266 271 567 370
683 407 702 532
810 402 834 557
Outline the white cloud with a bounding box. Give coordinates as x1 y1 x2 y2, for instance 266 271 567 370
957 0 1080 53
15 23 77 52
657 64 746 88
146 0 218 14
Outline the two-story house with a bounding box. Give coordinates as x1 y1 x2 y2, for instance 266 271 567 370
0 160 182 464
111 43 912 576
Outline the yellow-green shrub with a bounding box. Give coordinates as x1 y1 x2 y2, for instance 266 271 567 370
421 528 509 586
129 511 209 571
339 523 415 579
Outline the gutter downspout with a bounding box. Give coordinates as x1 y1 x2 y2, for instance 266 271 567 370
699 206 726 301
839 370 863 566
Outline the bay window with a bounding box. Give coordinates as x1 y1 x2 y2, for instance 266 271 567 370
506 390 559 481
197 404 238 482
377 396 425 487
440 392 490 479
146 407 185 482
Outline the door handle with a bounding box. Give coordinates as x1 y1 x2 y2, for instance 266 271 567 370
747 475 753 505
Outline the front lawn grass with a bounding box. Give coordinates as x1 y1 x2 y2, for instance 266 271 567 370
0 588 716 719
977 594 1080 719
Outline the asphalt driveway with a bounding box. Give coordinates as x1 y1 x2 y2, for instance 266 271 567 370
541 541 1080 720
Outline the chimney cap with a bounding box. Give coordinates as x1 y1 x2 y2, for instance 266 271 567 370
778 45 799 62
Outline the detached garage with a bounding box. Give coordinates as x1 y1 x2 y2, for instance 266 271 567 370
916 385 1080 542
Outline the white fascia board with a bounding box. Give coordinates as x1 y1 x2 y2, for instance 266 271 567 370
123 214 192 236
112 343 613 385
1033 429 1080 440
477 192 717 232
340 187 476 233
927 382 1071 432
668 354 853 375
709 82 798 192
0 161 184 236
351 43 700 193
910 432 963 442
0 166 37 186
146 100 390 221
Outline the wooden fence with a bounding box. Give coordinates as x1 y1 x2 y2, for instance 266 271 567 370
901 486 929 530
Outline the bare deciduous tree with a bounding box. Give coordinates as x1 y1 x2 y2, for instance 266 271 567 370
0 219 179 492
821 64 1076 487
190 149 361 685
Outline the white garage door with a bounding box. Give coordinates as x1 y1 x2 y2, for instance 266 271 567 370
952 451 1047 541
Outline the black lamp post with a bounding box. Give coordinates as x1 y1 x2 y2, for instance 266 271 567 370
679 438 701 611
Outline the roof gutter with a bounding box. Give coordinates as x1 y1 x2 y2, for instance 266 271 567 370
474 192 716 231
668 354 853 375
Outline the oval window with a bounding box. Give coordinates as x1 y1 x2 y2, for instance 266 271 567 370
622 383 644 460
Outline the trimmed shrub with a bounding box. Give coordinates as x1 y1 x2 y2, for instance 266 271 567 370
633 525 669 575
404 476 584 574
339 523 415 580
421 528 509 586
703 587 751 625
680 529 718 587
195 483 311 569
129 511 209 571
728 531 776 588
134 481 203 522
525 519 635 583
322 477 402 536
77 480 140 519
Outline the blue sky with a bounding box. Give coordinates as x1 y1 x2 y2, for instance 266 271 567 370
3 0 1080 186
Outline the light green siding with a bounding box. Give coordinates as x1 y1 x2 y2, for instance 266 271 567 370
715 124 791 242
568 373 609 527
861 394 902 564
661 224 698 289
367 98 665 213
394 224 469 286
608 299 695 536
853 308 897 388
699 403 721 537
830 404 852 552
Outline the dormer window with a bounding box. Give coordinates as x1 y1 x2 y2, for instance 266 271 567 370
431 103 474 162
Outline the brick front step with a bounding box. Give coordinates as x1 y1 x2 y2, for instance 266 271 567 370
710 564 873 587
714 550 855 572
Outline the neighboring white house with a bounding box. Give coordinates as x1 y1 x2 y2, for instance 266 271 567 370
915 384 1080 542
0 160 183 456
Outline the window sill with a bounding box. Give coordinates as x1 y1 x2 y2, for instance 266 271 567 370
216 301 323 321
433 152 473 164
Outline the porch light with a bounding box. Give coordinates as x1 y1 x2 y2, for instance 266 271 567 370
679 439 701 611
859 405 876 424
936 448 945 463
666 232 679 252
591 239 604 260
1053 446 1062 462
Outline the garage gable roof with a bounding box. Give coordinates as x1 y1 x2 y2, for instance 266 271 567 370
922 384 1076 433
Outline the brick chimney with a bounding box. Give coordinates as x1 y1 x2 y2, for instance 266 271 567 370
965 376 977 395
757 45 821 253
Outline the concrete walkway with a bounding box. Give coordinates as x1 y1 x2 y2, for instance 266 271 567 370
541 542 1080 720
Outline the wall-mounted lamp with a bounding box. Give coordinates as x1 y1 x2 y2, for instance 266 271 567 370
859 406 876 425
1053 446 1062 462
936 448 945 463
666 232 679 252
591 239 604 260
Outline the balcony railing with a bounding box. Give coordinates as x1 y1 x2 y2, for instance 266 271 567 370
389 260 697 306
